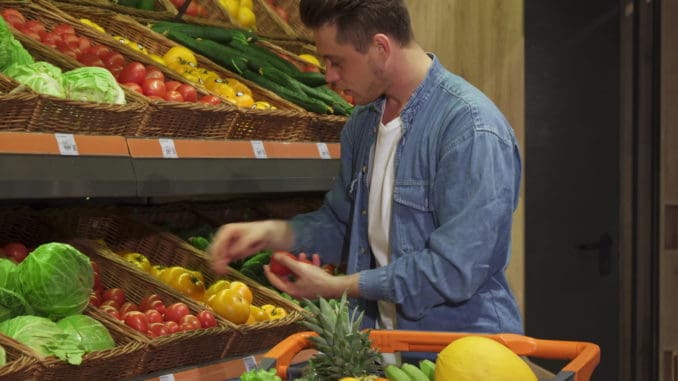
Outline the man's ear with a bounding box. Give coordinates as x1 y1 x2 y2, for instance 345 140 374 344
373 33 391 55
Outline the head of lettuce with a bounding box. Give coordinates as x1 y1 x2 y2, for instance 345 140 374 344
16 242 94 321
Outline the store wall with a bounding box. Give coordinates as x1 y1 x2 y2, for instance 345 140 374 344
405 0 526 313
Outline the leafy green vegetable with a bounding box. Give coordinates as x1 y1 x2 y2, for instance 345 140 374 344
0 344 5 366
240 368 282 381
62 67 126 104
3 61 65 98
0 315 85 365
0 17 33 73
0 258 33 321
57 314 115 352
17 242 94 321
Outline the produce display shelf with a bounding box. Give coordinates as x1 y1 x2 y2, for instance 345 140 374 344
0 131 340 199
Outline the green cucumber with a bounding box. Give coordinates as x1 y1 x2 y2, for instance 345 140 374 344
164 30 248 74
241 69 332 114
151 21 256 43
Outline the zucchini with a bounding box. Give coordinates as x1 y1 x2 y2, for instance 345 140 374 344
164 30 248 74
289 70 326 87
228 38 299 77
241 69 333 114
150 21 256 43
245 61 304 94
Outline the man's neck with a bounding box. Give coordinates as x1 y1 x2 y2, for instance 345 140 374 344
382 45 432 124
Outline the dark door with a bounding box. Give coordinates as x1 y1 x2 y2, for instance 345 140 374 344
524 1 620 380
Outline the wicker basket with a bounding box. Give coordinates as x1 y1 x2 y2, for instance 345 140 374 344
0 74 41 133
54 0 177 21
258 0 313 42
47 209 307 357
0 335 39 381
69 238 238 375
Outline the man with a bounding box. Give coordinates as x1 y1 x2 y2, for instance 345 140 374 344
209 0 523 346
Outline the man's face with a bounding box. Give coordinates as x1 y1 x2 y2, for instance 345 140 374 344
314 23 387 106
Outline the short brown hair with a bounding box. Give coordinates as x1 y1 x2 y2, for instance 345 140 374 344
299 0 414 53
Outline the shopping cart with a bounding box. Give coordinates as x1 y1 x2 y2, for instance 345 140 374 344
259 330 601 381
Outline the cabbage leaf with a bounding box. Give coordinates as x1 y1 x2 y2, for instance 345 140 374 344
63 67 126 104
57 314 115 353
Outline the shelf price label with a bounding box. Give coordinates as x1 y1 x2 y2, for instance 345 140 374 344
158 374 175 381
159 139 178 159
242 355 258 371
316 142 332 159
54 133 79 156
250 140 267 159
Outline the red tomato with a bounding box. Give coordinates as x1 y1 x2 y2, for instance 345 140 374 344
164 320 180 334
2 9 26 24
89 291 102 307
185 1 199 16
198 95 222 105
90 260 101 274
117 62 147 85
164 302 190 323
52 23 75 36
124 311 149 333
78 54 105 68
177 84 198 102
164 81 182 92
139 294 163 311
2 14 25 29
101 305 121 320
3 242 29 263
163 90 184 102
197 310 217 328
101 51 125 69
22 20 46 36
59 33 81 52
179 314 201 331
38 31 62 47
147 95 165 101
147 322 168 338
82 45 112 59
142 78 166 97
122 82 143 94
100 299 121 309
18 25 40 40
269 251 297 276
144 66 165 81
102 288 126 306
145 309 164 324
119 301 140 318
77 36 91 53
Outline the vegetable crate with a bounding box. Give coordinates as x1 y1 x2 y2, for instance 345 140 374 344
260 330 601 381
54 0 178 22
0 334 39 381
48 209 308 358
0 74 40 133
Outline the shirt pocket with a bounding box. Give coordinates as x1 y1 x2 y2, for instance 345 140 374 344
392 182 436 252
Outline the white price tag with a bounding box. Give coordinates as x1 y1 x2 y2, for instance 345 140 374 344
316 142 331 159
158 374 175 381
242 355 258 371
54 133 79 156
250 140 267 159
158 139 178 158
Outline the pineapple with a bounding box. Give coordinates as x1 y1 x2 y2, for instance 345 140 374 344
299 294 383 380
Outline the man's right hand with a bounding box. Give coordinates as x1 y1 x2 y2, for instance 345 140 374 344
208 220 295 274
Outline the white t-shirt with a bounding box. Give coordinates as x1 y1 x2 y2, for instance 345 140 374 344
368 116 403 336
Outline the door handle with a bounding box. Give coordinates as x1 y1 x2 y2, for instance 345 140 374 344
576 233 614 276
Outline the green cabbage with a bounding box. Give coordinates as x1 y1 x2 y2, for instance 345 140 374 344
0 17 34 73
0 344 5 367
63 67 126 104
3 61 64 98
57 314 115 353
16 243 93 321
0 258 33 322
0 315 84 365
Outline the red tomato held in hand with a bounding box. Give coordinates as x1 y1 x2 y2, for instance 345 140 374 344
179 314 201 331
117 62 147 85
163 90 184 102
124 311 149 333
102 288 126 306
164 302 190 323
142 78 166 97
177 84 198 102
197 310 217 328
3 242 29 263
269 251 297 276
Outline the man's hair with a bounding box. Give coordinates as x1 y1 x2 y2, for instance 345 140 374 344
299 0 414 53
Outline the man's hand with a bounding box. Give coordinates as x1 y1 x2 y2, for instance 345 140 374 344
208 220 294 274
263 252 360 299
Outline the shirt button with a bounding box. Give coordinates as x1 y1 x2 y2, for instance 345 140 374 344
361 247 367 254
362 165 367 173
361 209 367 216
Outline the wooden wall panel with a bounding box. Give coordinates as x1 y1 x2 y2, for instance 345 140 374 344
405 0 525 314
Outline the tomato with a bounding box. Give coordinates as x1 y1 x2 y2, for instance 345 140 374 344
122 82 143 94
142 78 166 98
101 305 121 320
164 302 190 323
22 20 46 36
100 299 121 309
2 9 26 24
101 51 125 68
38 31 62 48
3 242 29 263
124 311 148 333
139 294 163 311
119 301 140 318
269 251 297 276
102 288 126 306
144 66 165 81
177 84 198 102
89 291 102 307
122 252 152 272
81 45 111 59
77 36 91 53
78 54 105 68
145 309 164 324
58 33 81 54
179 314 201 331
164 80 182 92
117 62 147 85
18 25 40 40
164 320 180 334
197 310 217 328
52 23 75 36
2 14 25 29
208 288 250 324
198 95 222 105
164 90 184 102
147 322 168 338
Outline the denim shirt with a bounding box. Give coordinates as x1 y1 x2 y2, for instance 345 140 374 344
290 55 523 335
